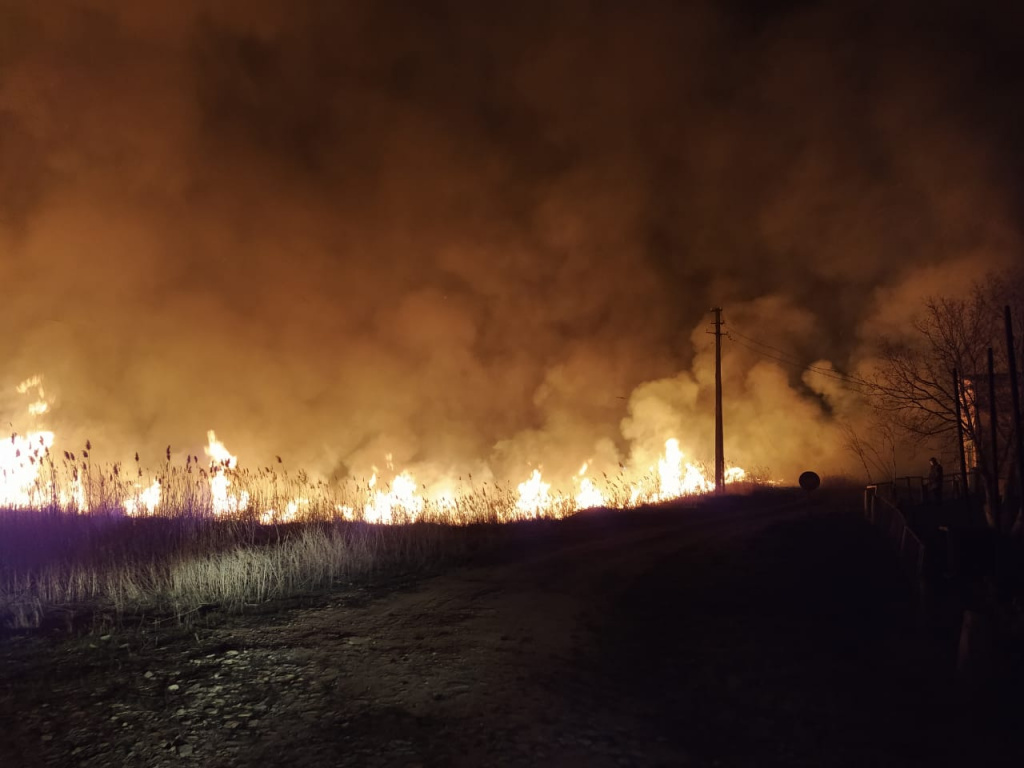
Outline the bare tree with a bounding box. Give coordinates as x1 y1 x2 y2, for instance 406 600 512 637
839 417 899 485
870 270 1024 525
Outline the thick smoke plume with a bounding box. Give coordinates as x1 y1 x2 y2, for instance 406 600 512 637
1 0 1020 487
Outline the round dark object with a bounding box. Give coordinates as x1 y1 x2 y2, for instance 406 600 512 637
798 471 821 491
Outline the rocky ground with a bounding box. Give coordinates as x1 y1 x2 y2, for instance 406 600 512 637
2 490 1021 767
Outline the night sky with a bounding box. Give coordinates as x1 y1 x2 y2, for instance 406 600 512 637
0 0 1021 485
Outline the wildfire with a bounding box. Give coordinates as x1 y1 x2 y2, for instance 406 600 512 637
724 466 747 483
205 430 250 515
261 497 309 525
516 469 554 518
17 376 49 417
0 431 55 508
124 480 162 517
0 376 755 523
364 471 425 524
574 463 605 510
205 430 237 468
657 438 712 498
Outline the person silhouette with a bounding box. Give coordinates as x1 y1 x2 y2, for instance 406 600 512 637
927 457 944 504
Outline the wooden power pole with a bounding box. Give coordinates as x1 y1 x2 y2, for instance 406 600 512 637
953 368 970 501
712 307 725 495
1005 306 1023 526
987 347 1001 533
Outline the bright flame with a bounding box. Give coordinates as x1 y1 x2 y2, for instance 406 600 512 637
516 469 552 518
261 497 308 525
725 466 747 483
574 464 604 510
628 484 643 507
205 430 237 468
204 431 249 515
657 438 712 498
0 431 55 508
434 490 458 513
61 472 88 513
1 375 754 522
17 376 50 420
124 480 161 517
364 471 425 524
15 376 43 395
575 477 604 509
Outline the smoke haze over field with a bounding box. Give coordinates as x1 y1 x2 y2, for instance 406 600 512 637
1 0 1021 486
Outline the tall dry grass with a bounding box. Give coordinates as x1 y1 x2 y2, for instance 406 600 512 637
0 508 500 632
1 446 772 632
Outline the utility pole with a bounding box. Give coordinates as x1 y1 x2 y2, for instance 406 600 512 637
987 347 1001 534
711 307 725 495
953 368 969 501
1005 306 1023 528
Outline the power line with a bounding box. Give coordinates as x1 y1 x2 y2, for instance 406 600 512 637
728 328 805 363
728 334 865 388
726 333 875 394
727 327 876 388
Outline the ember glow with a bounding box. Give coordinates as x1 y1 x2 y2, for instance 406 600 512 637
0 377 749 524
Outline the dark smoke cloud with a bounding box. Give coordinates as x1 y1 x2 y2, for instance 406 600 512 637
0 0 1020 485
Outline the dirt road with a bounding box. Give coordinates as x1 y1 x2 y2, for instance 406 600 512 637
2 490 1018 767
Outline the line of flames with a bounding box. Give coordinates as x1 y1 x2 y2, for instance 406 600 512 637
1 378 747 524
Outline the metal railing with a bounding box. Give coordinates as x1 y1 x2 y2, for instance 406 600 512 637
864 484 926 579
872 475 966 507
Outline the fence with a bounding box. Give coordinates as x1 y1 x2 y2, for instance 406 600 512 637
873 475 966 507
864 483 926 580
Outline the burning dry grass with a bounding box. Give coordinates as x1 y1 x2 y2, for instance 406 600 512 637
0 432 770 633
4 424 759 523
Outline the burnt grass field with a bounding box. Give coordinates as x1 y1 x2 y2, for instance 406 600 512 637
2 488 1023 767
